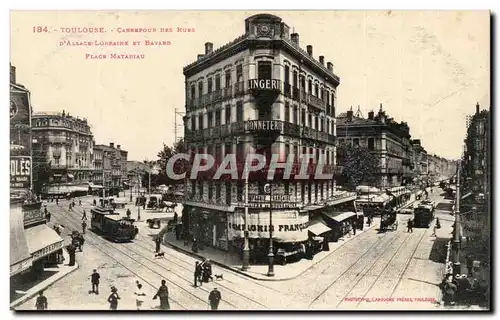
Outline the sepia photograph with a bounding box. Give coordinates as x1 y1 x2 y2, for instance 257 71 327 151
8 9 491 311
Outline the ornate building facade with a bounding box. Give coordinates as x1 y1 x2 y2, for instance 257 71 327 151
336 105 414 187
182 13 357 257
31 111 94 183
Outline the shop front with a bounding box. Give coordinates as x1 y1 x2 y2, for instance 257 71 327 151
188 206 228 251
227 209 309 264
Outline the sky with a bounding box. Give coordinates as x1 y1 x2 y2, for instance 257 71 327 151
10 10 490 161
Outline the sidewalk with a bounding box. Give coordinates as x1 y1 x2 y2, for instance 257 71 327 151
10 249 79 309
162 216 381 281
158 195 419 282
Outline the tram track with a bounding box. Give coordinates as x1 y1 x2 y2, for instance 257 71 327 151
353 226 431 308
307 229 392 307
119 237 268 309
333 231 412 308
133 231 284 294
49 204 268 310
49 207 211 310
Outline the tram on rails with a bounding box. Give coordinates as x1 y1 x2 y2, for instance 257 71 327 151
413 204 435 228
90 206 137 242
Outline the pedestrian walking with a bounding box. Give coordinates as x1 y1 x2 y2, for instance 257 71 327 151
56 198 59 206
155 236 161 253
153 280 170 310
67 244 76 266
203 259 213 282
35 291 48 310
91 269 100 294
69 203 73 212
192 238 199 253
194 261 201 287
82 221 87 234
208 287 221 310
93 199 97 206
134 283 146 310
79 199 82 206
107 286 120 310
407 219 413 233
82 210 87 221
45 211 51 222
352 220 357 236
126 208 132 219
173 212 178 225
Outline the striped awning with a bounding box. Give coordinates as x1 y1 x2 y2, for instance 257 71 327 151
308 217 331 236
323 211 357 223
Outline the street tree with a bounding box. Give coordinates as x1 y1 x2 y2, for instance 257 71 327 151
338 144 381 190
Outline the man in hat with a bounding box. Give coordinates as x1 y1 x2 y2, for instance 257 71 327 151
153 279 170 310
194 261 202 287
107 286 120 310
208 287 221 310
155 236 161 253
35 291 48 310
82 220 87 234
91 269 101 294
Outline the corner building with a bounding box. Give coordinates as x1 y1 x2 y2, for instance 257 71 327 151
182 14 354 260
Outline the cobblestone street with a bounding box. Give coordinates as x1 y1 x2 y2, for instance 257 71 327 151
16 189 453 310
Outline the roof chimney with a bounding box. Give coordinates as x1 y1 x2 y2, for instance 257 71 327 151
476 102 480 114
306 45 313 56
368 110 374 120
197 54 205 60
319 56 325 65
117 145 121 150
110 142 114 148
347 107 353 122
291 33 299 45
327 62 333 71
205 42 213 55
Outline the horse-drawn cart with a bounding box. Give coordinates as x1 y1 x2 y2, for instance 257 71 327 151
380 210 398 232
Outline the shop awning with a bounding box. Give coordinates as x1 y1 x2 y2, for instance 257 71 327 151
24 224 64 262
308 217 331 236
10 205 32 276
89 184 104 189
67 174 74 179
323 211 357 223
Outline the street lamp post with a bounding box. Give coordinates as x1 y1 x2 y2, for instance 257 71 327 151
137 172 141 221
453 159 462 277
267 182 275 277
242 178 250 271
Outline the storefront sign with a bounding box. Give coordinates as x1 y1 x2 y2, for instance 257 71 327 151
248 79 281 90
23 207 45 227
247 194 296 202
31 241 64 262
10 156 31 189
246 120 283 132
227 211 309 241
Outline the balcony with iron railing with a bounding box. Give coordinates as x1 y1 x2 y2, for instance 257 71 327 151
185 120 335 144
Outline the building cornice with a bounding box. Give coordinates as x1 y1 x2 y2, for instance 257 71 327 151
183 36 340 88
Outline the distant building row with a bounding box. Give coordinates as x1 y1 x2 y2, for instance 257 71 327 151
31 111 129 189
336 105 457 187
10 63 129 191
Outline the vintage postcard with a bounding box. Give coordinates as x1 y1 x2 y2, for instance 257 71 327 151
9 10 491 311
